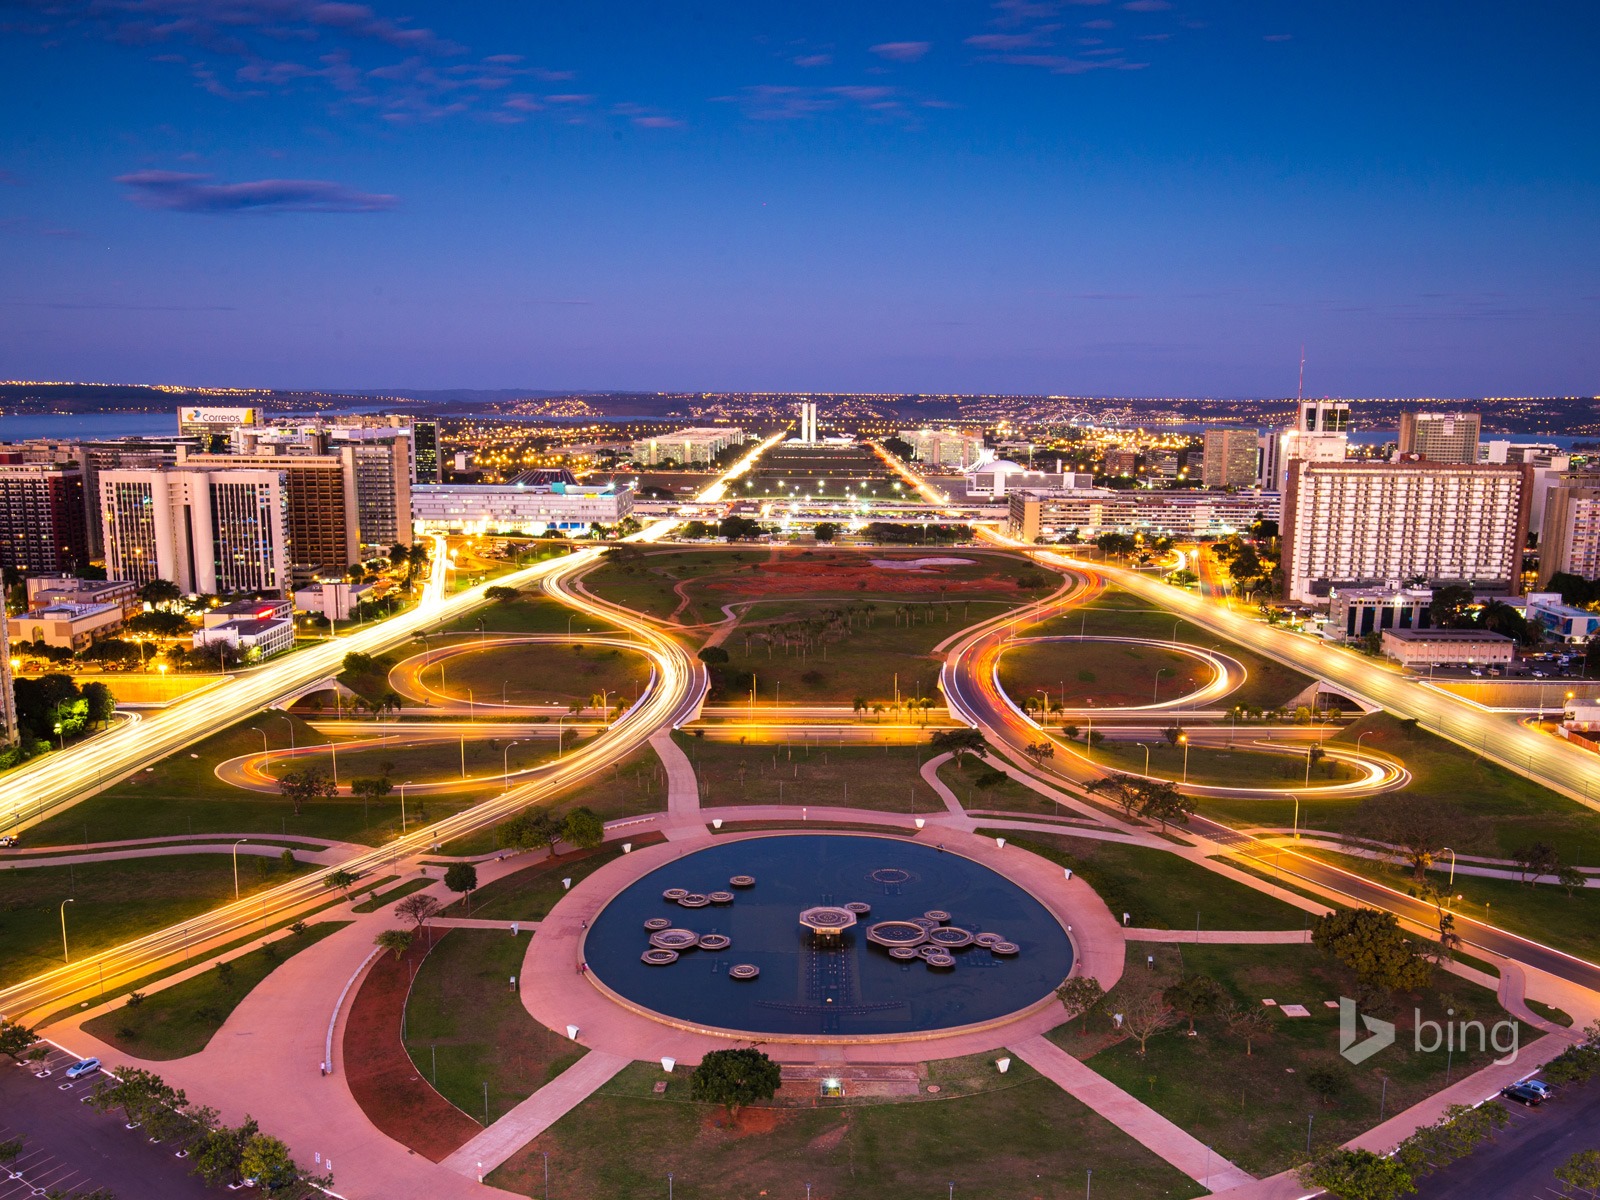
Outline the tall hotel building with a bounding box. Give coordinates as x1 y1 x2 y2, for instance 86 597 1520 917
1538 473 1600 587
1397 411 1482 463
1201 429 1260 488
100 467 291 595
1281 460 1530 605
0 460 91 575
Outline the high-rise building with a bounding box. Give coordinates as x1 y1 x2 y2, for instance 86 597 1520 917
1201 429 1259 488
1281 460 1529 605
897 428 986 469
1538 472 1600 587
100 467 290 595
1398 411 1482 464
0 461 90 575
330 429 412 551
0 604 15 745
185 451 357 574
1008 486 1276 543
1261 399 1351 490
412 420 442 484
797 401 819 444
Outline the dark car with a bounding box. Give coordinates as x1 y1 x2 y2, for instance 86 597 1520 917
1501 1083 1544 1106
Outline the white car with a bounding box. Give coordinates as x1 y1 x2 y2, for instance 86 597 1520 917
64 1058 101 1079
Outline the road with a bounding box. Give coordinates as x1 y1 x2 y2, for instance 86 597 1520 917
0 534 706 1024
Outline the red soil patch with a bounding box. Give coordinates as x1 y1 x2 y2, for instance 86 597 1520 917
701 1105 783 1139
704 560 1020 597
342 932 481 1162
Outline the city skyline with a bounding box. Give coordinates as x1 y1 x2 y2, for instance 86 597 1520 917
3 2 1597 396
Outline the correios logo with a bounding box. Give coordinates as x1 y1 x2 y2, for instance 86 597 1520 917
1339 996 1520 1066
180 406 258 426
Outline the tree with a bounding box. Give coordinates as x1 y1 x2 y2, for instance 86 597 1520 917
1512 841 1562 885
1312 908 1433 993
500 808 561 852
1138 780 1195 832
278 768 336 816
139 578 182 608
1056 976 1105 1034
1297 1148 1416 1200
374 928 413 960
813 522 841 542
444 862 479 912
349 775 393 815
191 1117 260 1187
1429 584 1476 629
325 869 358 897
1359 796 1479 881
81 681 116 729
560 806 605 852
1119 988 1176 1055
1162 973 1224 1034
0 1137 22 1164
696 645 729 666
126 609 191 636
1305 1065 1350 1106
1557 864 1587 896
89 1067 183 1126
239 1133 301 1192
485 585 519 602
1220 999 1272 1056
395 893 441 932
929 727 989 765
688 1048 782 1118
1555 1150 1600 1195
0 1017 36 1062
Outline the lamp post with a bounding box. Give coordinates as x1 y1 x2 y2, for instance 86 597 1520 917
54 721 64 752
468 688 475 723
1179 732 1189 784
251 727 268 758
1136 742 1150 776
232 838 249 900
1440 846 1457 887
503 742 522 789
1153 668 1168 704
275 712 295 756
60 897 74 962
1288 793 1301 840
401 781 412 832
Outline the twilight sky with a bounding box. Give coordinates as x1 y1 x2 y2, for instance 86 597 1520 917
2 1 1597 397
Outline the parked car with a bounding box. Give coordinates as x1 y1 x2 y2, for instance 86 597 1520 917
1522 1079 1559 1100
1501 1082 1544 1106
0 835 17 848
64 1058 101 1080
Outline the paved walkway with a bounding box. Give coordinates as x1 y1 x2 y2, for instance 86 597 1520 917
919 752 975 821
433 917 531 930
1009 1033 1255 1192
650 731 706 840
1126 929 1311 944
0 841 354 869
439 1051 630 1179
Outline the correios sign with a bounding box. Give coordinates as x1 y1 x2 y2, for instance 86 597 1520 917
180 406 259 426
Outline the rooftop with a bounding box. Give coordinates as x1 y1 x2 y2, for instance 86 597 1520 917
1383 628 1514 642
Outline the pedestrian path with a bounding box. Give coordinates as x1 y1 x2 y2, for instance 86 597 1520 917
1126 929 1310 944
1009 1033 1255 1193
650 731 705 840
440 1050 630 1179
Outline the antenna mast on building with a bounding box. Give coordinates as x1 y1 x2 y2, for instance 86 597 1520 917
1297 345 1306 403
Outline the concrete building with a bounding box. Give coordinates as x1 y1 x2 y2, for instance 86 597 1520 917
185 450 356 575
411 481 633 536
1398 411 1482 464
1537 473 1600 587
201 597 294 628
899 428 986 470
10 601 125 651
293 579 375 622
0 605 15 746
100 466 291 596
1380 627 1514 669
630 427 746 467
1524 593 1600 644
1323 584 1434 642
1009 487 1278 543
412 419 442 484
329 429 412 551
25 575 140 617
1102 449 1139 477
1202 429 1259 489
1481 441 1566 467
193 616 295 660
1260 399 1350 491
964 461 1086 500
1280 460 1530 605
0 461 91 576
178 405 261 451
797 401 819 444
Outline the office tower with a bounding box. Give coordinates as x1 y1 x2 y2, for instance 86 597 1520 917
413 420 442 484
100 467 291 595
0 461 90 575
1538 472 1600 587
1008 486 1276 543
1201 429 1259 488
1260 399 1350 490
185 451 357 573
177 405 261 452
897 428 986 469
331 430 412 550
797 401 818 444
630 428 747 466
1397 411 1482 464
1281 460 1529 605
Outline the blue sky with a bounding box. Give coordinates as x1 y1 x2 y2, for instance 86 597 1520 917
1 1 1597 396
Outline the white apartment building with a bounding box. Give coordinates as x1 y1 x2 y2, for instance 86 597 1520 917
1259 399 1350 491
1281 461 1529 605
1537 474 1600 587
100 466 291 595
412 481 634 535
629 428 746 467
899 428 987 470
1009 487 1278 542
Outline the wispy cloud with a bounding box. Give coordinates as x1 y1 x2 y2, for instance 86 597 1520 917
792 53 832 68
115 170 396 214
718 84 915 122
0 298 237 311
0 215 81 238
870 41 932 63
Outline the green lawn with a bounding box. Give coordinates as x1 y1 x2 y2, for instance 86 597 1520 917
999 638 1211 710
423 642 651 709
1037 588 1315 711
1086 737 1360 788
938 756 1065 817
436 591 619 636
1202 712 1600 865
0 854 311 988
260 733 565 791
352 877 434 913
404 929 585 1124
1056 943 1533 1176
679 732 942 814
488 1058 1203 1200
981 831 1308 931
81 921 348 1058
444 840 661 920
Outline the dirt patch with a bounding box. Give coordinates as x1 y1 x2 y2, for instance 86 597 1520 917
342 932 481 1162
702 1105 784 1140
807 1121 849 1153
703 560 1022 597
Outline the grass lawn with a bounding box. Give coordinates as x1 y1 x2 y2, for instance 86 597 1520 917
677 731 941 814
1085 737 1361 788
443 839 663 920
999 638 1212 710
938 756 1064 817
489 1058 1203 1200
259 733 564 790
1055 943 1533 1176
1202 713 1600 865
436 591 619 637
403 929 585 1124
1037 588 1314 711
1299 847 1600 964
423 642 651 709
352 877 433 913
81 921 348 1058
0 855 311 988
981 831 1308 931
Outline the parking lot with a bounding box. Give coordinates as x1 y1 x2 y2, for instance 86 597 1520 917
0 1043 214 1200
1413 1072 1600 1199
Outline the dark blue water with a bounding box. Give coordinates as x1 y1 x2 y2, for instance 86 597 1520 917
584 835 1074 1037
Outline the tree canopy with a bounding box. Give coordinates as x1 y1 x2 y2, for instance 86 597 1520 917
688 1048 782 1116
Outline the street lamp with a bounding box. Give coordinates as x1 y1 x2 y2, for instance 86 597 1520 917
1179 732 1189 784
275 712 296 756
400 781 412 832
60 897 75 962
1440 846 1458 888
250 727 268 758
503 742 522 789
1153 668 1168 704
232 838 249 900
1136 742 1151 775
1288 793 1300 840
53 721 64 752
